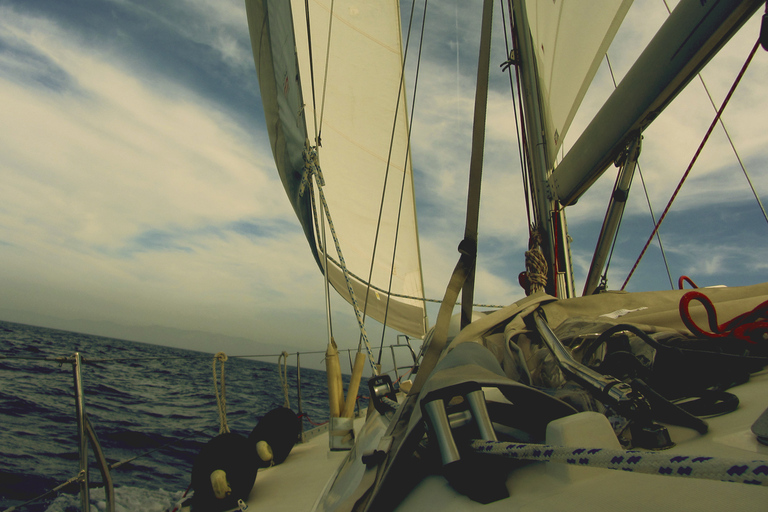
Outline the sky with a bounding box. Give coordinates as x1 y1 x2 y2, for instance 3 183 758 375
1 0 767 360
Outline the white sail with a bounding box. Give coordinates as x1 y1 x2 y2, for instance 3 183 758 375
246 0 427 338
525 0 633 168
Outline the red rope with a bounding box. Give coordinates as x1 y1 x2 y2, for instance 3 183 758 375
298 412 328 427
679 290 768 343
169 483 193 512
622 40 761 290
678 275 699 289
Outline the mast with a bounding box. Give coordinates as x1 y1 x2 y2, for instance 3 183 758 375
511 0 574 298
513 0 760 297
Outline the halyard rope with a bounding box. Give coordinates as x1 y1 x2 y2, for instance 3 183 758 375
278 351 291 408
213 352 229 434
302 146 379 374
470 440 768 486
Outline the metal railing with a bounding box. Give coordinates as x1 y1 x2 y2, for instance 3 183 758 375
1 338 422 512
4 353 116 512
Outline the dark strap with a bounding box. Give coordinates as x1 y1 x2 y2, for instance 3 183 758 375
630 379 709 434
460 0 495 328
675 389 740 417
408 246 474 397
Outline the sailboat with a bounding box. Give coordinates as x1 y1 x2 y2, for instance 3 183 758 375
184 0 768 510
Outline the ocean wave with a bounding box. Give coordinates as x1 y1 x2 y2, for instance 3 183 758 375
0 320 344 511
44 486 184 512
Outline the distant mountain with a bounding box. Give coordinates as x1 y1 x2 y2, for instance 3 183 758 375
0 308 324 370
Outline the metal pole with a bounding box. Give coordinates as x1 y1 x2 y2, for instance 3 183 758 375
296 352 304 441
512 0 568 297
390 346 398 382
72 352 90 510
85 417 115 512
583 136 642 295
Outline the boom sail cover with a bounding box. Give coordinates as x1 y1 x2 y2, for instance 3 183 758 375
246 0 427 338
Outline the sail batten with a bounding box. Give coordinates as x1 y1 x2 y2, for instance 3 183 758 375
246 0 427 338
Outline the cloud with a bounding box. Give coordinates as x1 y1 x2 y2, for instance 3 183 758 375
551 4 768 293
0 2 335 345
1 0 767 353
402 0 768 307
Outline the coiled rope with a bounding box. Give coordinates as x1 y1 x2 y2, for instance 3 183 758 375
470 440 768 486
213 352 229 434
278 351 290 408
522 226 548 295
679 291 768 343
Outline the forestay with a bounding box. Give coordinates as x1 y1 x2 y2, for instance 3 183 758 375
246 0 427 338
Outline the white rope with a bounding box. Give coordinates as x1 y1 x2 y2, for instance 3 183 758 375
302 146 378 374
382 396 399 411
213 352 229 434
278 351 290 408
470 440 768 486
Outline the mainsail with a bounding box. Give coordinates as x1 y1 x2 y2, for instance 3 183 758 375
246 0 427 338
524 0 633 169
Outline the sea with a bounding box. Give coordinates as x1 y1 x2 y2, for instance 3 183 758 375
0 319 365 512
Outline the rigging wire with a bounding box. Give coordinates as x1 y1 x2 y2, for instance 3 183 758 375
299 0 510 352
501 0 533 230
612 0 768 291
635 162 675 290
502 0 546 297
305 0 506 361
362 0 416 358
320 181 335 343
693 70 768 227
301 0 426 360
317 2 335 346
316 0 335 142
311 154 380 371
304 174 336 341
304 249 505 308
602 54 675 290
662 0 767 225
301 0 336 344
376 0 429 365
622 39 762 290
303 0 320 143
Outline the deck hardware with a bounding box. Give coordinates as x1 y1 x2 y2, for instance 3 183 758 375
421 381 507 503
532 310 673 449
368 374 397 414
